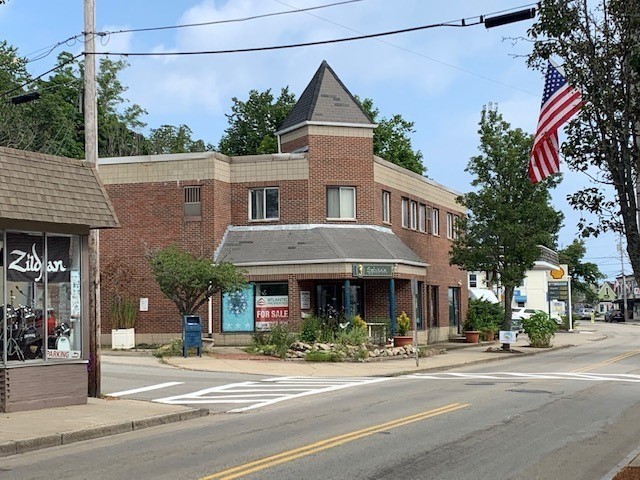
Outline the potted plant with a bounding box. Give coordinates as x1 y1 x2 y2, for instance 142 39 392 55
110 297 137 349
393 311 413 347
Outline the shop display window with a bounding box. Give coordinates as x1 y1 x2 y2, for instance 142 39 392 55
1 231 82 364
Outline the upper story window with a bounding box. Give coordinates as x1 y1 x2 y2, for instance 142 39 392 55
432 208 440 236
382 191 391 224
327 186 356 220
410 201 418 230
401 198 409 228
249 187 279 221
469 274 477 288
454 214 460 239
418 204 426 232
446 212 454 239
184 186 202 219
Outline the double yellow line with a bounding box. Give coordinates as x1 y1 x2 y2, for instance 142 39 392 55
572 347 640 373
201 402 470 480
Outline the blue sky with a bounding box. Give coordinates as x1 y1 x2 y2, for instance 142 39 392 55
0 0 626 280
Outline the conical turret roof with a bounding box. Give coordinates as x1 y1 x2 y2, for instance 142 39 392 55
276 61 374 134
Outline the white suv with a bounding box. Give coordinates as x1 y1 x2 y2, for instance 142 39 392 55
512 308 563 325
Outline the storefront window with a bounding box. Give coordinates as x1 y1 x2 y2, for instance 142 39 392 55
255 283 288 331
1 231 82 363
46 235 82 360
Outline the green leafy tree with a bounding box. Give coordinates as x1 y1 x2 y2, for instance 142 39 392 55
558 239 605 305
528 0 640 287
218 87 296 155
149 245 246 316
450 106 563 337
148 124 213 154
358 97 425 175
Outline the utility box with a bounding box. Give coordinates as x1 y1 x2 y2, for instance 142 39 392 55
182 315 202 357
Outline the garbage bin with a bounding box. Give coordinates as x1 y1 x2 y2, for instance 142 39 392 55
182 315 202 357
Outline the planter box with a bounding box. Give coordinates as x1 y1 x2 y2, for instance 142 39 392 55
393 336 413 347
111 328 135 349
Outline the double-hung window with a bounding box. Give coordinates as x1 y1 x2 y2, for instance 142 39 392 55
327 187 355 219
249 187 279 221
432 208 440 236
418 204 426 232
401 198 409 228
410 201 418 230
446 212 454 239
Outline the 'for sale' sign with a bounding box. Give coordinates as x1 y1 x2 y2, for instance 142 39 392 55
255 295 288 330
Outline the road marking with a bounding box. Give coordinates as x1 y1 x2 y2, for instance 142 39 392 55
154 376 389 412
106 382 184 397
199 403 470 480
405 372 640 383
572 348 640 373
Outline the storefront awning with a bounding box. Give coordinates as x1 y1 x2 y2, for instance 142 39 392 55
469 288 499 303
214 224 427 269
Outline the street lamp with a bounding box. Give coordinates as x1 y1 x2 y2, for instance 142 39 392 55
484 8 536 29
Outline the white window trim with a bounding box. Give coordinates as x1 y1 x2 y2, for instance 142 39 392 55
326 186 356 220
249 187 280 222
432 208 440 236
418 204 426 232
446 212 454 239
401 198 409 228
382 191 391 224
410 201 418 230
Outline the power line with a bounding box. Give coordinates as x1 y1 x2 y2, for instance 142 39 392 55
101 0 365 35
271 0 538 96
1 53 83 98
90 17 487 58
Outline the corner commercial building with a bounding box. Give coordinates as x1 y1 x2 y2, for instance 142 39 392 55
98 61 468 345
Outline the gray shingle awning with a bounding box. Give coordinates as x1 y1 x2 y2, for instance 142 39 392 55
0 147 119 229
215 225 426 267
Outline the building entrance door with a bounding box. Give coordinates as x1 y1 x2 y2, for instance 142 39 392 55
448 286 461 333
316 282 364 319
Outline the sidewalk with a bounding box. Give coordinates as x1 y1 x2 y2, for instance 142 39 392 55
0 329 606 460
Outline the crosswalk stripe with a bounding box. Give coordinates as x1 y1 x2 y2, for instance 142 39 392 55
152 376 390 412
405 372 640 383
106 382 184 397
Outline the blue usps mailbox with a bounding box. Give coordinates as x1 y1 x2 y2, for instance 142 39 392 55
182 315 202 357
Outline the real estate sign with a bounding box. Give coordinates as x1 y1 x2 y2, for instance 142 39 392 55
255 295 289 330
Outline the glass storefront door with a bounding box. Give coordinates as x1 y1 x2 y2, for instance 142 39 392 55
316 282 364 319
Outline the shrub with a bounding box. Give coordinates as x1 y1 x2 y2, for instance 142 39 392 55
153 338 184 357
523 312 557 348
465 299 503 332
249 324 296 358
396 311 411 336
305 350 343 362
299 315 322 343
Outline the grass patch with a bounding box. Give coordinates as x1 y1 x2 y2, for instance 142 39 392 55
305 350 343 362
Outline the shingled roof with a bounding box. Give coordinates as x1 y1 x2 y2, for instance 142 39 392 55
215 224 425 267
276 60 374 134
0 147 119 229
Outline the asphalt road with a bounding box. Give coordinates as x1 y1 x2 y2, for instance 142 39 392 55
3 322 640 480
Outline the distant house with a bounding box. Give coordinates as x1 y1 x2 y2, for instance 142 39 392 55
596 281 616 314
613 274 639 320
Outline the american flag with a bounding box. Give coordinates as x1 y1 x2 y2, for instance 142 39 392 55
528 62 582 183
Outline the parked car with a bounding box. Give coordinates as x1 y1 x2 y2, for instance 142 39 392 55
512 307 562 325
604 309 624 322
576 307 595 320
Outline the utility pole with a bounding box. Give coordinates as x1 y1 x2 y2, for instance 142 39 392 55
619 233 628 321
84 0 101 397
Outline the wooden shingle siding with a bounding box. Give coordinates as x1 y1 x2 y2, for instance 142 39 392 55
2 364 87 413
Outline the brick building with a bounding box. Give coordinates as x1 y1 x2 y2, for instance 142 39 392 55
98 61 467 346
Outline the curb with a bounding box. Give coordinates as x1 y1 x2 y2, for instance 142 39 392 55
377 343 576 378
0 407 209 458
